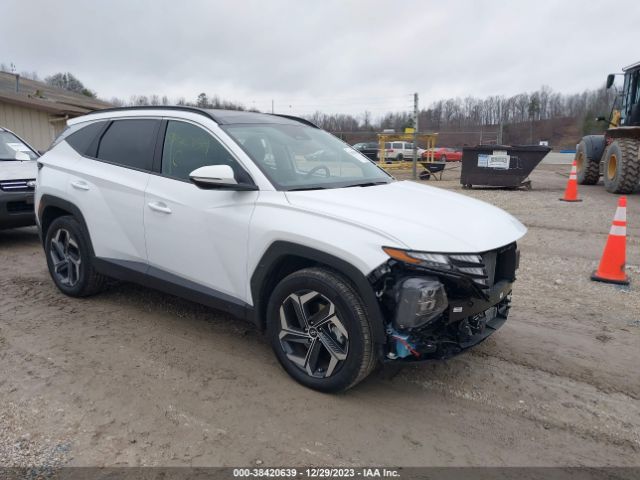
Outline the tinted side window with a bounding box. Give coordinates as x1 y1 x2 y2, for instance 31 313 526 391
66 121 107 156
392 142 402 149
96 119 159 171
161 121 246 182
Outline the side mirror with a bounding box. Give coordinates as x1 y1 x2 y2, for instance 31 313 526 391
189 165 257 191
606 74 615 89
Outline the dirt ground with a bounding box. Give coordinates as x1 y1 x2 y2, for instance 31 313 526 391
0 163 639 468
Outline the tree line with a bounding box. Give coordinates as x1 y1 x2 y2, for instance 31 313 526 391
1 64 615 137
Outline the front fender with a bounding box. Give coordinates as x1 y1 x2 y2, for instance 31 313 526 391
250 241 388 346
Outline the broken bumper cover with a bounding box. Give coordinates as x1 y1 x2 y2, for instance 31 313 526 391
385 280 512 362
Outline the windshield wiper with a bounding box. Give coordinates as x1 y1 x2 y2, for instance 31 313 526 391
341 181 390 188
287 186 328 191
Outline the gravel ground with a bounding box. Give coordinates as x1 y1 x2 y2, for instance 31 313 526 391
0 162 638 467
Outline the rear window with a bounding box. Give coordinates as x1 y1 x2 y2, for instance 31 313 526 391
96 119 160 171
65 121 107 156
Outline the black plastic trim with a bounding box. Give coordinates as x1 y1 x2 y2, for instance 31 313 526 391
447 281 512 322
190 180 259 191
92 258 254 322
37 194 94 254
85 120 112 158
152 120 168 174
271 114 319 128
250 241 387 345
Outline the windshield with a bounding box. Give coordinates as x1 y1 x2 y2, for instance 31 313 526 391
0 131 38 161
224 124 392 190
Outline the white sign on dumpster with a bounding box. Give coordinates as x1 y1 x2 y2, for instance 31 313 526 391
488 150 510 169
477 151 510 169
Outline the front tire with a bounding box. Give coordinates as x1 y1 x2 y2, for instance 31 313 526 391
575 139 600 185
44 216 105 297
603 138 640 194
266 267 376 392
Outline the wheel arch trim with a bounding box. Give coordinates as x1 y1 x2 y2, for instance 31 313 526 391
250 241 387 345
37 194 94 255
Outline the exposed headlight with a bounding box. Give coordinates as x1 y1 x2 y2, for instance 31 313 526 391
394 277 448 330
383 247 489 289
383 247 453 269
384 247 483 269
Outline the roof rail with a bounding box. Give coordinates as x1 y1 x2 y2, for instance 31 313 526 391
81 106 318 128
272 114 319 128
81 105 220 123
623 60 640 72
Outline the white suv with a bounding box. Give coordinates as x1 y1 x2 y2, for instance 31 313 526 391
36 107 525 392
382 141 426 161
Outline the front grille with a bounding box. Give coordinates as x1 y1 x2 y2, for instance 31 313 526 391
449 254 491 290
0 179 35 192
450 242 518 292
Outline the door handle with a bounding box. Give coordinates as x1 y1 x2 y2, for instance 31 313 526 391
147 201 172 214
70 180 90 191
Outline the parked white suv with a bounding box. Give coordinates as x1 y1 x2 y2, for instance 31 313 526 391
382 141 426 162
36 107 525 392
0 127 39 229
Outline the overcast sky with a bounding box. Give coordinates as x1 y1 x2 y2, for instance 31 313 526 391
3 0 639 117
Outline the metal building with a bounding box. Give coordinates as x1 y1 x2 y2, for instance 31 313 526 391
0 71 111 151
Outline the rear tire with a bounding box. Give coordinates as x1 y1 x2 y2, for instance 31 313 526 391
603 138 640 194
396 153 403 161
575 139 600 185
44 216 105 297
266 267 376 392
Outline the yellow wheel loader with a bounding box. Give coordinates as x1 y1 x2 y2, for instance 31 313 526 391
576 61 640 193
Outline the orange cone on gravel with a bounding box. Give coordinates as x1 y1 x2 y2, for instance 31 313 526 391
591 196 629 285
559 160 582 202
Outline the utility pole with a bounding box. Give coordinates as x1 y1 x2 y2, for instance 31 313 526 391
497 98 503 145
412 92 419 180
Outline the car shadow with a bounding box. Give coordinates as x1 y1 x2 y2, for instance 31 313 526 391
0 226 40 248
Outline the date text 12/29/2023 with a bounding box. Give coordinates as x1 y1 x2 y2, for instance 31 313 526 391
233 468 401 478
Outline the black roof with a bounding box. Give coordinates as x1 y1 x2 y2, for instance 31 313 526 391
83 106 318 127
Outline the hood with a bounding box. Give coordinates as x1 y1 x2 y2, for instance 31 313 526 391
285 181 526 253
0 161 38 182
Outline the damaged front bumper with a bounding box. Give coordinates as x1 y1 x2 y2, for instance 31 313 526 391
369 244 518 362
384 281 512 362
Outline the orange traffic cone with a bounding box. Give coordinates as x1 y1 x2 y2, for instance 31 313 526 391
559 160 582 202
591 196 629 285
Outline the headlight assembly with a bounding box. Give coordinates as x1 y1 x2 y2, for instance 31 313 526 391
394 277 448 330
383 246 489 290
